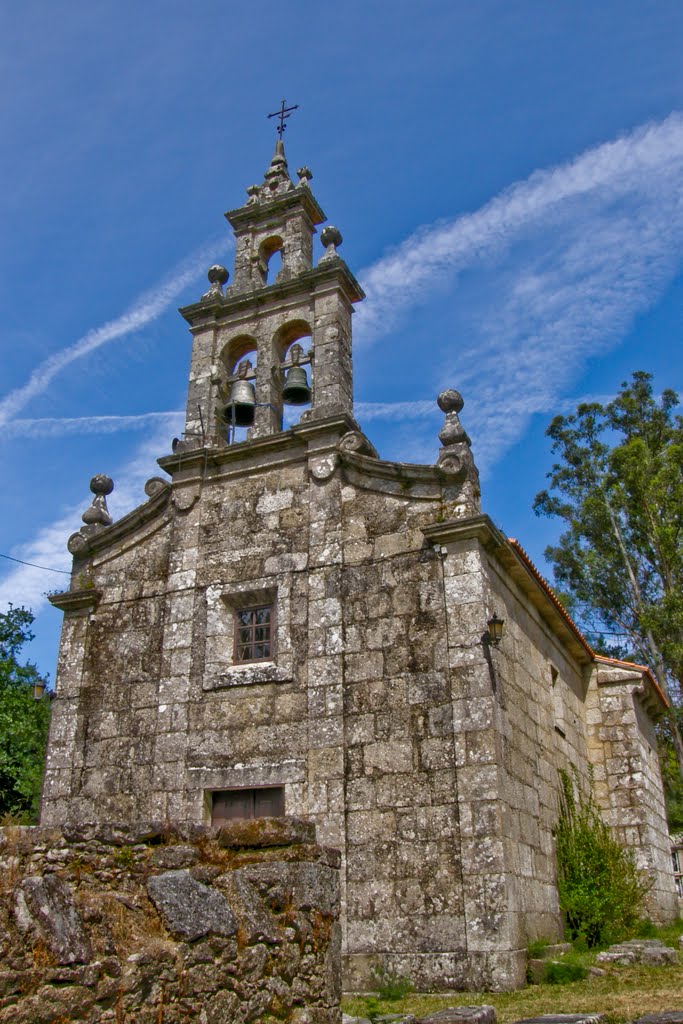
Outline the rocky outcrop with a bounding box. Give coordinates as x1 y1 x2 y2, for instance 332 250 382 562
0 817 340 1023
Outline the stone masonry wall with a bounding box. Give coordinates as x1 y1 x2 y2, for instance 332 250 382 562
0 817 340 1024
42 437 678 995
585 665 679 921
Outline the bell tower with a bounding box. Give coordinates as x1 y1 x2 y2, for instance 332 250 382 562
178 139 364 449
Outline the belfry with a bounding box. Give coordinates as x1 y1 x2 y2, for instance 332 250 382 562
45 137 678 991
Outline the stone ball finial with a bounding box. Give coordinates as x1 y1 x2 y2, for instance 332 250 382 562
437 389 464 415
207 265 229 287
90 474 114 496
320 226 343 250
296 166 313 186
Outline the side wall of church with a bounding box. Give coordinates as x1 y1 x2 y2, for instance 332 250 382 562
585 667 679 921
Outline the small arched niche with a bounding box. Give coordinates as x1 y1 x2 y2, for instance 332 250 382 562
219 334 258 442
258 235 285 286
274 320 313 427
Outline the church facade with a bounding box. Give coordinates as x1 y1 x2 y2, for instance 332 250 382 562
44 141 678 991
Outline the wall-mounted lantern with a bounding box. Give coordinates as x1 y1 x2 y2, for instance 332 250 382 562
486 613 505 647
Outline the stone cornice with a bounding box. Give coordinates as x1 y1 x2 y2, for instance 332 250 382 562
424 514 593 664
422 513 507 549
179 260 364 327
157 414 358 480
225 186 326 231
338 450 470 501
48 588 102 614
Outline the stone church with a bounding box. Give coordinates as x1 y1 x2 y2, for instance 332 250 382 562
44 139 678 991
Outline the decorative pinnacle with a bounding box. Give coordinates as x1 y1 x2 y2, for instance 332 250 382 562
437 390 469 447
267 99 299 138
320 226 343 262
203 264 229 299
81 474 114 528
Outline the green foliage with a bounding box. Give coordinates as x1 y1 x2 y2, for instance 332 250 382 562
555 767 651 947
534 371 683 811
527 938 549 959
0 606 51 822
370 964 415 1001
540 959 588 984
534 371 683 683
114 845 135 868
633 918 658 938
659 705 683 829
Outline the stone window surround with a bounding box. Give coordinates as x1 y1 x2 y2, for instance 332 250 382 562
203 581 293 690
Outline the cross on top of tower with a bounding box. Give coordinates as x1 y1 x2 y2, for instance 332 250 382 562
267 99 299 138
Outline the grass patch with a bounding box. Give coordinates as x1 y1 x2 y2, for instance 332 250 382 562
343 958 683 1024
526 938 549 959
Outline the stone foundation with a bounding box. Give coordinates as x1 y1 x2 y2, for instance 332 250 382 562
0 817 341 1023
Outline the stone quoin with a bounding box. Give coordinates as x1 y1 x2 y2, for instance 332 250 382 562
43 139 679 992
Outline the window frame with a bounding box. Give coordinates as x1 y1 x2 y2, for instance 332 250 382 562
210 785 285 824
232 604 275 665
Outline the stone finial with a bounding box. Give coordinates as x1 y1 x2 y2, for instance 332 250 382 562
296 166 313 186
243 141 295 205
202 264 229 300
436 390 480 507
319 225 343 262
263 139 293 195
81 475 114 528
437 389 469 447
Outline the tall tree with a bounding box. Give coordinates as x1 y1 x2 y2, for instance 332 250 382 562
534 371 683 802
0 606 51 822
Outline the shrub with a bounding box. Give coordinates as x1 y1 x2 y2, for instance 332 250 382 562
527 938 549 959
555 766 651 947
541 959 588 984
370 964 414 1001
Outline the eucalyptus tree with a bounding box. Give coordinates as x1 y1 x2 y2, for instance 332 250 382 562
534 371 683 801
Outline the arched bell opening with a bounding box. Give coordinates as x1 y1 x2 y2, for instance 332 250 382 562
273 321 313 428
219 335 258 442
258 235 285 286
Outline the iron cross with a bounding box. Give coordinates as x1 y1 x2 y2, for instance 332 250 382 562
267 99 299 138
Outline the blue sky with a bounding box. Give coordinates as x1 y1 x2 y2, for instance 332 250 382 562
2 1 683 680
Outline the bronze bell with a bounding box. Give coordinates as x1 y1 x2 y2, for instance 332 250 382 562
282 365 311 405
225 379 256 426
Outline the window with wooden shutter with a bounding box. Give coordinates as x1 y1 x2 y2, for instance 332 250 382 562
211 786 285 824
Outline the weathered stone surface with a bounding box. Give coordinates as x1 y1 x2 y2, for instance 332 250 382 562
218 868 282 944
245 860 340 915
21 874 91 964
0 822 341 1023
150 843 198 869
511 1018 604 1024
146 869 237 940
216 815 316 849
634 1014 683 1024
415 1009 496 1024
596 939 677 966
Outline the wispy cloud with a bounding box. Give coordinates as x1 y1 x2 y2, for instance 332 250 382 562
0 240 224 427
7 411 183 439
0 419 178 615
356 112 683 470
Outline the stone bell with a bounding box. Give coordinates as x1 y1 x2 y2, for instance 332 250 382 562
224 378 256 426
282 343 312 405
